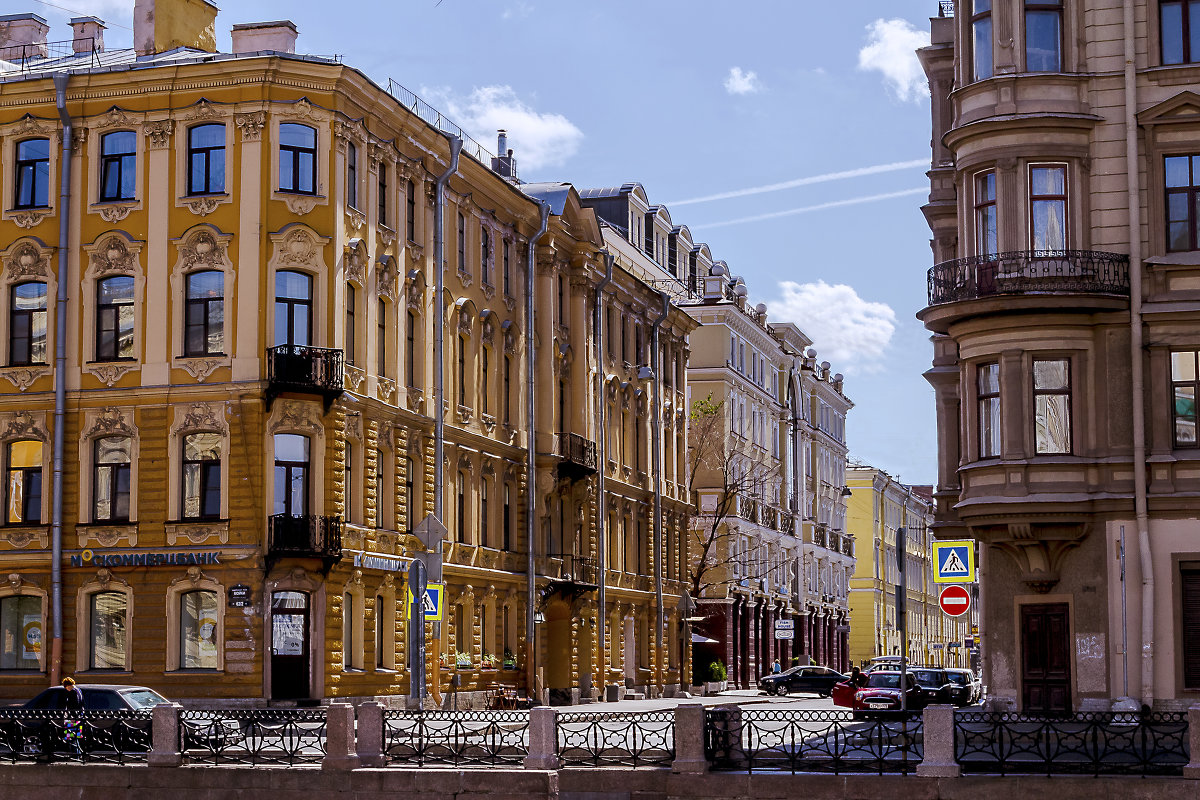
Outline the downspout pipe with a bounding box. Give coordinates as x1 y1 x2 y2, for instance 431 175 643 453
50 73 72 686
525 201 551 700
1122 0 1154 707
649 291 669 689
593 253 614 693
432 136 462 523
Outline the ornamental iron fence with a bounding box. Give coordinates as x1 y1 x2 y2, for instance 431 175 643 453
0 709 152 764
382 710 529 767
180 708 328 766
557 711 674 767
706 708 923 774
926 250 1130 306
955 711 1190 776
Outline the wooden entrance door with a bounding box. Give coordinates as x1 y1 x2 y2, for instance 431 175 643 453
1021 603 1071 712
271 591 310 700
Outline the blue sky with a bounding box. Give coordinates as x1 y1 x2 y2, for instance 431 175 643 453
36 0 941 484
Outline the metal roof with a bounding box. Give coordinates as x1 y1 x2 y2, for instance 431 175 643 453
0 45 339 81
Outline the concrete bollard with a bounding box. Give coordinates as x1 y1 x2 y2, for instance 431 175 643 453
915 704 960 778
1185 704 1200 779
148 703 183 767
322 703 361 771
356 701 386 767
671 703 708 774
523 706 560 770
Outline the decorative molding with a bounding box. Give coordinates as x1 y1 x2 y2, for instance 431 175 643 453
378 377 397 405
2 239 53 280
82 407 136 440
376 259 397 300
174 224 232 272
344 240 367 285
180 194 228 217
11 210 51 230
177 357 226 382
282 192 321 215
344 364 367 394
379 226 397 247
187 99 223 120
11 115 51 137
144 120 174 149
165 521 229 546
1 410 48 443
235 111 266 141
84 232 142 278
0 527 48 550
271 225 329 269
345 207 367 233
77 524 138 549
171 402 228 437
0 367 50 392
94 202 135 223
94 106 137 130
269 400 323 435
84 362 139 387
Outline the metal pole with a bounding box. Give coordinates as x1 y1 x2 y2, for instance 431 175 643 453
594 253 613 693
897 526 907 713
407 558 428 707
1120 524 1128 698
649 291 668 688
524 202 550 701
432 136 462 523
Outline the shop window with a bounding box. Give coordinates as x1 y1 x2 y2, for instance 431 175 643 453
0 595 41 670
89 591 128 670
179 590 218 669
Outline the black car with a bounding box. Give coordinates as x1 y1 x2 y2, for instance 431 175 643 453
23 684 168 711
758 665 848 697
944 668 980 706
909 668 954 705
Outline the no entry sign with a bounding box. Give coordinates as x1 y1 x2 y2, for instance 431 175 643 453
938 585 971 617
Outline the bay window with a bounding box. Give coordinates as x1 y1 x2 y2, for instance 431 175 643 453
1025 0 1062 72
1171 350 1200 447
971 0 993 81
1030 165 1067 251
977 362 1001 458
1033 358 1071 454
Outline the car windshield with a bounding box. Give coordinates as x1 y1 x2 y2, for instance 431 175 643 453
946 672 969 686
120 689 168 709
913 670 944 685
866 673 901 689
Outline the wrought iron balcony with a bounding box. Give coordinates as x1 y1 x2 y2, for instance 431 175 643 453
267 514 343 574
556 432 597 481
265 344 345 412
927 250 1130 306
543 554 600 602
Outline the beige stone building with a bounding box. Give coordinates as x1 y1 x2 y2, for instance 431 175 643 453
919 0 1200 711
0 2 689 704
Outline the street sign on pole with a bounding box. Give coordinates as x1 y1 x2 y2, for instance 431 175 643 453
407 558 427 706
774 628 794 640
938 584 971 617
896 527 908 713
932 540 976 584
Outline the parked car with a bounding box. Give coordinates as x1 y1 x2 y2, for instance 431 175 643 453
864 656 905 673
944 668 981 706
909 668 954 705
758 666 847 697
833 670 927 714
23 684 168 711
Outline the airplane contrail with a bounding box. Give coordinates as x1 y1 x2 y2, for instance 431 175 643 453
668 159 928 207
690 187 927 230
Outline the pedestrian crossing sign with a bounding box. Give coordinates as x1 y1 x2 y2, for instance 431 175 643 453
932 541 975 584
404 582 444 621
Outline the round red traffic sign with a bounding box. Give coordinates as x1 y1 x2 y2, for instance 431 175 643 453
939 585 971 617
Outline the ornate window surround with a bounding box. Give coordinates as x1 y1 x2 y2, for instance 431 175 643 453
375 575 397 671
0 574 46 672
86 107 146 222
169 224 235 382
269 100 332 216
263 567 325 699
75 407 139 545
173 101 235 218
75 569 134 673
339 570 366 672
266 400 328 516
267 224 332 348
0 237 56 391
0 411 50 545
164 567 225 672
81 231 146 387
165 402 230 545
1 116 59 230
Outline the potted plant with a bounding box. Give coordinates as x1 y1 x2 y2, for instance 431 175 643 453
438 652 452 669
704 660 728 695
480 653 498 670
502 649 516 670
455 651 473 670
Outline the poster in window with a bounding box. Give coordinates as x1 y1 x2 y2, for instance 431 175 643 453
22 616 40 659
272 614 304 656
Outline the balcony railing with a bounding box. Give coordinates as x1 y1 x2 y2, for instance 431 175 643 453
265 344 345 411
267 514 343 573
927 250 1130 306
546 554 600 599
556 433 597 481
938 0 954 17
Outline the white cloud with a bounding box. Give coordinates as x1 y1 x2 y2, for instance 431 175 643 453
857 18 930 102
723 67 763 96
766 281 897 374
502 2 534 20
424 85 583 173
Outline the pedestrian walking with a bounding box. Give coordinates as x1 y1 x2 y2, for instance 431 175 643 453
772 659 781 674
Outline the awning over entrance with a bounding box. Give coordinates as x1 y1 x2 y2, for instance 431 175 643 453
691 633 719 644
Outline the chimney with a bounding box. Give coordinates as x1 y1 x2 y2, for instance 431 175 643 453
133 0 218 57
0 13 50 59
231 20 298 54
69 16 105 53
490 129 518 179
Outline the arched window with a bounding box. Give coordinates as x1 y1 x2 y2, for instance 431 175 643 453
184 270 224 356
346 142 358 209
181 432 221 520
89 590 127 669
274 270 312 347
279 124 317 194
99 131 136 202
179 589 218 669
96 276 135 361
187 124 225 195
5 440 42 525
14 139 49 209
0 594 41 670
93 436 131 522
10 281 47 366
345 284 356 365
273 433 310 517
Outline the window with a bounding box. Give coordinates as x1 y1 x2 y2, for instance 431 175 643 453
480 480 489 547
557 276 564 325
1025 0 1062 72
481 346 490 416
89 591 127 669
481 225 491 285
345 284 356 366
375 448 386 529
346 142 358 209
406 179 417 241
375 593 386 668
1182 562 1200 688
977 362 1001 457
96 276 135 361
93 437 131 522
274 270 312 347
503 354 512 424
1166 154 1200 252
184 271 224 356
14 138 50 209
187 125 225 195
1171 350 1200 446
179 590 218 669
273 433 310 516
1030 165 1067 251
457 212 466 273
181 433 220 520
1033 358 1071 454
405 455 415 530
342 591 359 670
279 123 317 194
1162 0 1200 64
405 311 417 387
345 442 354 523
457 472 466 543
503 241 511 296
458 335 467 407
503 484 512 551
974 171 998 257
972 0 993 80
5 440 42 525
378 165 388 224
377 299 387 376
9 282 47 366
0 595 40 670
99 131 136 202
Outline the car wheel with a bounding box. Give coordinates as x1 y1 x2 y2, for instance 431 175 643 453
818 689 831 698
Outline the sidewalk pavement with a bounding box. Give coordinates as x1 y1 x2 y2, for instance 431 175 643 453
564 688 775 713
